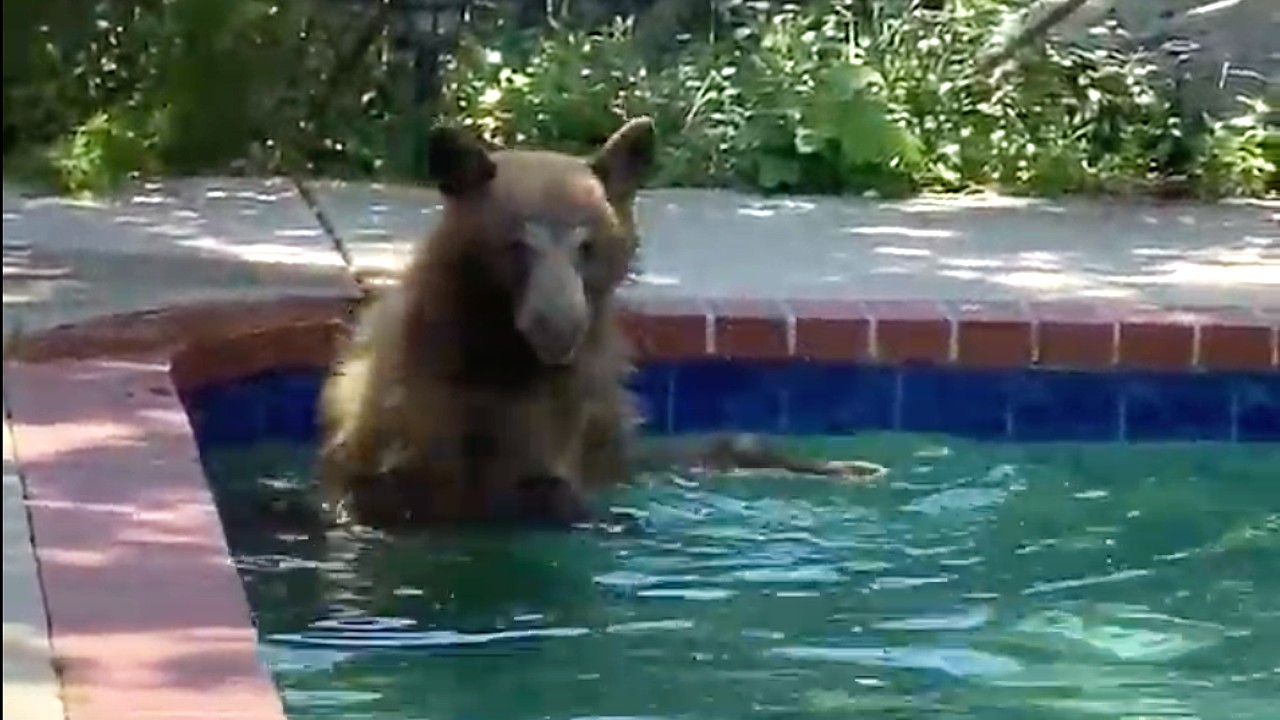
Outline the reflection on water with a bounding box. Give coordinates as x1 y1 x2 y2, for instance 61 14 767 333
204 436 1280 720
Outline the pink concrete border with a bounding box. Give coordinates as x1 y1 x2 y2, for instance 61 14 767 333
5 360 287 720
5 295 356 720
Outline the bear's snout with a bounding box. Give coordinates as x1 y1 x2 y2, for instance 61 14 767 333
515 253 590 365
518 308 587 365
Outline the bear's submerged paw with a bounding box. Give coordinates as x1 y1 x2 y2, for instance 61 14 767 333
320 469 605 532
488 474 597 530
635 433 889 483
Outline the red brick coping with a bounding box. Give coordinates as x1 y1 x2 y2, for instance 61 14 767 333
9 294 1277 374
3 293 1277 720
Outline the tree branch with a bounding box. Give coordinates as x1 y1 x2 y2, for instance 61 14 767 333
976 0 1095 74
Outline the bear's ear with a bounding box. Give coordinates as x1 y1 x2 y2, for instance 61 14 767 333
426 125 497 196
589 117 656 201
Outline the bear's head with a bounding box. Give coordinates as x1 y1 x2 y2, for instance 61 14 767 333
421 118 656 368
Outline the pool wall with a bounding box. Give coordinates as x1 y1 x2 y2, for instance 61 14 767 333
5 294 1278 720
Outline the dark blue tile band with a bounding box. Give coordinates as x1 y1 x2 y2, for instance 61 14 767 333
179 361 1280 453
1010 370 1121 442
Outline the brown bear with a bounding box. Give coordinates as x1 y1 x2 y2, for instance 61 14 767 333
316 118 882 530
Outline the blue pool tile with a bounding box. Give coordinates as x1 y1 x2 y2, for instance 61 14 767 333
182 360 1279 452
627 363 675 433
669 360 788 433
784 363 896 434
1010 370 1121 442
1234 373 1280 442
258 371 324 443
899 367 1012 439
187 380 267 448
1121 372 1233 442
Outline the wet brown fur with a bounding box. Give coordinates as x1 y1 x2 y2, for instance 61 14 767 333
316 119 884 531
317 120 653 529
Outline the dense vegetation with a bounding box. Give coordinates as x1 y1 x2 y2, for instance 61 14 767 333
4 0 1275 198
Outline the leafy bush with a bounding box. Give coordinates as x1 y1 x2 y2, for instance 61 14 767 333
724 10 922 195
3 0 394 194
1195 97 1276 199
442 0 1274 198
3 0 1274 199
50 108 160 195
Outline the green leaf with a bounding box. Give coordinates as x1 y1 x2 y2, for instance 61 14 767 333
755 153 801 191
794 124 824 155
834 97 898 166
818 62 884 101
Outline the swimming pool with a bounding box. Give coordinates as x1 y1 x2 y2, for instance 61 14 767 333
182 353 1279 720
9 298 1276 720
203 436 1278 720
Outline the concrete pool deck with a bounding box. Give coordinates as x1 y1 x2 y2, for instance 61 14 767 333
3 176 1277 719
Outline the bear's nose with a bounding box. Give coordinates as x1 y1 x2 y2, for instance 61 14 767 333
515 255 590 365
520 309 586 365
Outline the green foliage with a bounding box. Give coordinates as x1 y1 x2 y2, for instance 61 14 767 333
447 19 647 153
868 6 1188 196
1195 97 1277 199
442 0 1274 198
50 108 160 196
726 10 921 195
3 0 395 194
3 0 1274 199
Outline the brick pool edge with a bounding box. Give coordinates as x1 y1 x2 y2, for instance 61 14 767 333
4 292 1278 720
11 293 1278 372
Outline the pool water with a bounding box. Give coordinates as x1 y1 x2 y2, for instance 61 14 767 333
204 435 1280 720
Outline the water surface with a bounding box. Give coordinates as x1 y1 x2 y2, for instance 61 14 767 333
204 435 1280 720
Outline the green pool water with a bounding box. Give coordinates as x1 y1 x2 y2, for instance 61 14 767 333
204 436 1280 720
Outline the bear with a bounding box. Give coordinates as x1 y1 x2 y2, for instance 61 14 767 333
316 117 883 531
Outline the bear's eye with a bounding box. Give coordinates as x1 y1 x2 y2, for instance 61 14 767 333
577 239 596 267
504 237 532 277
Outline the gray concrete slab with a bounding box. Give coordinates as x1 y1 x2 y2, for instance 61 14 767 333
306 179 441 275
4 177 356 339
631 190 1280 305
4 176 1276 344
311 183 1279 306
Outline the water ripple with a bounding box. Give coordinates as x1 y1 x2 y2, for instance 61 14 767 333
636 587 736 601
1023 568 1153 596
871 574 954 590
871 605 994 631
270 625 592 649
904 487 1009 516
770 645 1024 678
